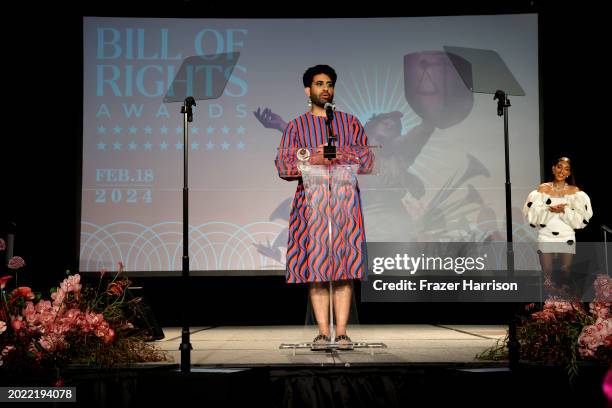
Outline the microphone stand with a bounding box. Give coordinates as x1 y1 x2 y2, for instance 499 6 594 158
494 90 519 371
180 96 196 373
323 106 337 339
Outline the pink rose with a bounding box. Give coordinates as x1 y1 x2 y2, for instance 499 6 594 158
0 321 6 334
7 256 25 270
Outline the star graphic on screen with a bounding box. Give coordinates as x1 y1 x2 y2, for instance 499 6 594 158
176 127 182 134
113 125 122 134
175 142 184 150
160 141 169 150
221 141 230 150
97 141 106 150
237 141 245 150
128 141 137 150
192 127 199 134
128 126 137 134
144 126 153 135
113 142 122 150
207 126 214 134
97 125 106 134
206 141 214 150
160 126 168 134
144 141 153 150
222 126 229 134
236 126 246 135
191 141 199 150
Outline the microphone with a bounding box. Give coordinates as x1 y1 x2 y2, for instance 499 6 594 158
323 102 337 159
324 102 335 121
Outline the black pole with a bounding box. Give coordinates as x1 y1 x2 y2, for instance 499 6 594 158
180 96 196 373
495 90 519 370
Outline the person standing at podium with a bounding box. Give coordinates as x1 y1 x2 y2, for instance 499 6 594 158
275 64 372 350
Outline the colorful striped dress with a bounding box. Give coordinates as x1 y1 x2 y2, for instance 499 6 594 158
275 111 372 283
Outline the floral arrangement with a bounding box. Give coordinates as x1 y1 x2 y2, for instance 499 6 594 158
478 274 612 378
577 275 612 360
0 238 166 379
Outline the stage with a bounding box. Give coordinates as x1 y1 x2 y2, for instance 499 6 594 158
42 324 605 407
156 324 507 365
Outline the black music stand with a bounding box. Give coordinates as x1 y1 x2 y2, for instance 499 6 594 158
164 52 240 373
444 45 525 370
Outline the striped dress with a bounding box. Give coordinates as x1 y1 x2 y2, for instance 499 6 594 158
275 111 371 283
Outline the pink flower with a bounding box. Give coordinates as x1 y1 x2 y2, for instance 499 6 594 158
590 302 610 319
578 316 612 359
23 301 36 324
0 238 5 251
11 317 25 332
52 274 82 307
104 328 115 343
532 310 556 322
0 346 15 366
594 275 612 302
39 337 51 350
0 275 12 289
11 286 35 301
0 321 6 334
7 256 25 270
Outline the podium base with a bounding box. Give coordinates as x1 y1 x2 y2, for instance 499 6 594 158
279 341 387 356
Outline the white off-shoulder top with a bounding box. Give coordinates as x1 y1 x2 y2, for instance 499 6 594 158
523 189 593 254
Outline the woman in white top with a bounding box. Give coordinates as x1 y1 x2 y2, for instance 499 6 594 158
523 157 593 293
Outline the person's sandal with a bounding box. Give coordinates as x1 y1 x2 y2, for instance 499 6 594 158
335 334 354 351
311 334 331 351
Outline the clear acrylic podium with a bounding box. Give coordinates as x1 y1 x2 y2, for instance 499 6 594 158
276 145 386 354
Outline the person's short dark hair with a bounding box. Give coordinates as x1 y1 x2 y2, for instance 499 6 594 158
302 65 337 87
